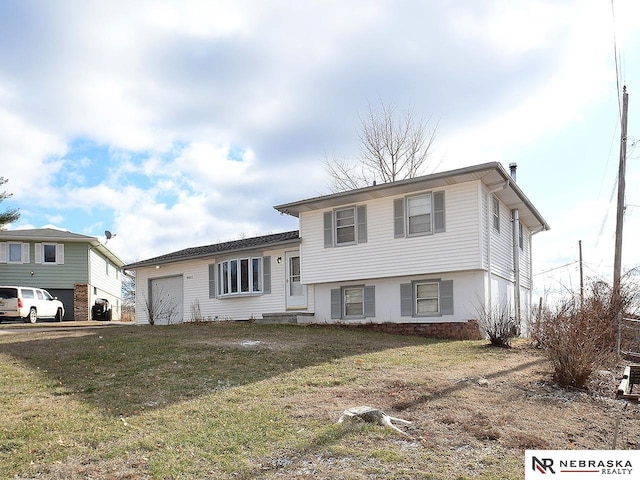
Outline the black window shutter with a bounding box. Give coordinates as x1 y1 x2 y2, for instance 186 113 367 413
330 288 342 319
357 205 367 243
263 256 271 294
363 285 375 317
434 191 445 233
324 212 334 248
439 280 454 315
400 283 413 316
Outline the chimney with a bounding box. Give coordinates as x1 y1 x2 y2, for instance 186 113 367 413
509 163 517 182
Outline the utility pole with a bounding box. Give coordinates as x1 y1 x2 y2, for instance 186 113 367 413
614 86 628 358
613 86 628 300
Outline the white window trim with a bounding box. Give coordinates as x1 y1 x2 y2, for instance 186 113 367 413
406 193 433 236
492 196 500 233
217 256 263 297
7 242 26 264
334 206 357 246
343 285 365 318
415 281 440 316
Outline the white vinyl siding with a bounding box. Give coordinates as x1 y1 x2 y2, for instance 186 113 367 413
301 181 481 284
314 272 475 324
134 246 309 325
89 249 124 320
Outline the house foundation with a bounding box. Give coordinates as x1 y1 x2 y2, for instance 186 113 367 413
327 320 482 340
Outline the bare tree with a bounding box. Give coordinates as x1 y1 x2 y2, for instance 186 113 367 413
325 99 438 192
0 177 20 228
141 287 179 326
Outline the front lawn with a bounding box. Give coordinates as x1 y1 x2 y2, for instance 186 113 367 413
0 322 637 479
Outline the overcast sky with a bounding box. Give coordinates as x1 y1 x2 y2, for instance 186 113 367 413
1 0 639 301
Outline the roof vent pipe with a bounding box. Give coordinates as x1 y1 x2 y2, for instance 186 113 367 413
509 163 517 181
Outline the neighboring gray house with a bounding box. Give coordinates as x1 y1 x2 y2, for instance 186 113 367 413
0 228 124 320
126 162 549 338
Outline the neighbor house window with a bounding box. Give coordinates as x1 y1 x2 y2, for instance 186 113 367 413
330 285 375 319
43 244 57 263
400 279 454 317
394 191 445 238
7 242 28 264
215 257 265 297
35 243 64 265
492 196 500 232
324 205 367 247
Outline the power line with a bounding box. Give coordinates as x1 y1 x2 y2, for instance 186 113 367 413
610 0 623 119
534 260 579 277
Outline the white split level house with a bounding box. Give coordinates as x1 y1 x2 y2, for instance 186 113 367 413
125 162 549 339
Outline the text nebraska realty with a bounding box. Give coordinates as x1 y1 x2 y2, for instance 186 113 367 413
534 457 633 475
561 459 632 475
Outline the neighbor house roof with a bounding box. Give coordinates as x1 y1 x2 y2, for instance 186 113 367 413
0 228 125 267
274 162 550 233
124 230 301 270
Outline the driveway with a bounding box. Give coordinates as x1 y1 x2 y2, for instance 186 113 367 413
0 320 132 335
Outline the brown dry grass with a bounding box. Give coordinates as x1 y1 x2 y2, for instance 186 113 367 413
0 322 638 479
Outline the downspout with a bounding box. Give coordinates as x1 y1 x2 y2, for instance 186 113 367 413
512 209 521 329
509 163 521 330
487 180 508 314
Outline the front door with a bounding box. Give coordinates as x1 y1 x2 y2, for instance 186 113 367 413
285 251 306 309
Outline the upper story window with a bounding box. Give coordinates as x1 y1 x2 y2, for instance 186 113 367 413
324 205 367 248
213 256 268 297
0 242 29 264
492 196 500 232
518 220 524 250
35 243 64 265
407 194 432 235
336 208 356 244
394 191 445 238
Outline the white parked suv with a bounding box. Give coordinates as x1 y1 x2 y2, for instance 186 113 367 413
0 286 65 323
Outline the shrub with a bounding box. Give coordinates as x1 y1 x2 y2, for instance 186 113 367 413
476 300 517 347
536 278 637 388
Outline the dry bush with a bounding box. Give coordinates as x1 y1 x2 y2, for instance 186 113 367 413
476 300 517 347
536 276 639 388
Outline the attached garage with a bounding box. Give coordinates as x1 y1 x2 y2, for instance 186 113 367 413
46 288 74 321
149 276 183 325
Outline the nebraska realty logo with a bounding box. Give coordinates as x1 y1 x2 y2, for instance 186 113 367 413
525 450 637 478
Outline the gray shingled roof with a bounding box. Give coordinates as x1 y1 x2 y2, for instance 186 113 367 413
0 228 96 241
124 230 300 270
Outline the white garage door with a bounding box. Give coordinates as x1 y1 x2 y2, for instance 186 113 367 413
150 276 183 325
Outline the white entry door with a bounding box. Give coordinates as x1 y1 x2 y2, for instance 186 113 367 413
285 251 306 309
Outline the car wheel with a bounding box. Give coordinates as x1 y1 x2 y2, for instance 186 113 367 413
27 307 37 324
55 308 63 322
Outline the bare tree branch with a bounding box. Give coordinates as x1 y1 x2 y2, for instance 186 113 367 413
325 99 438 193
